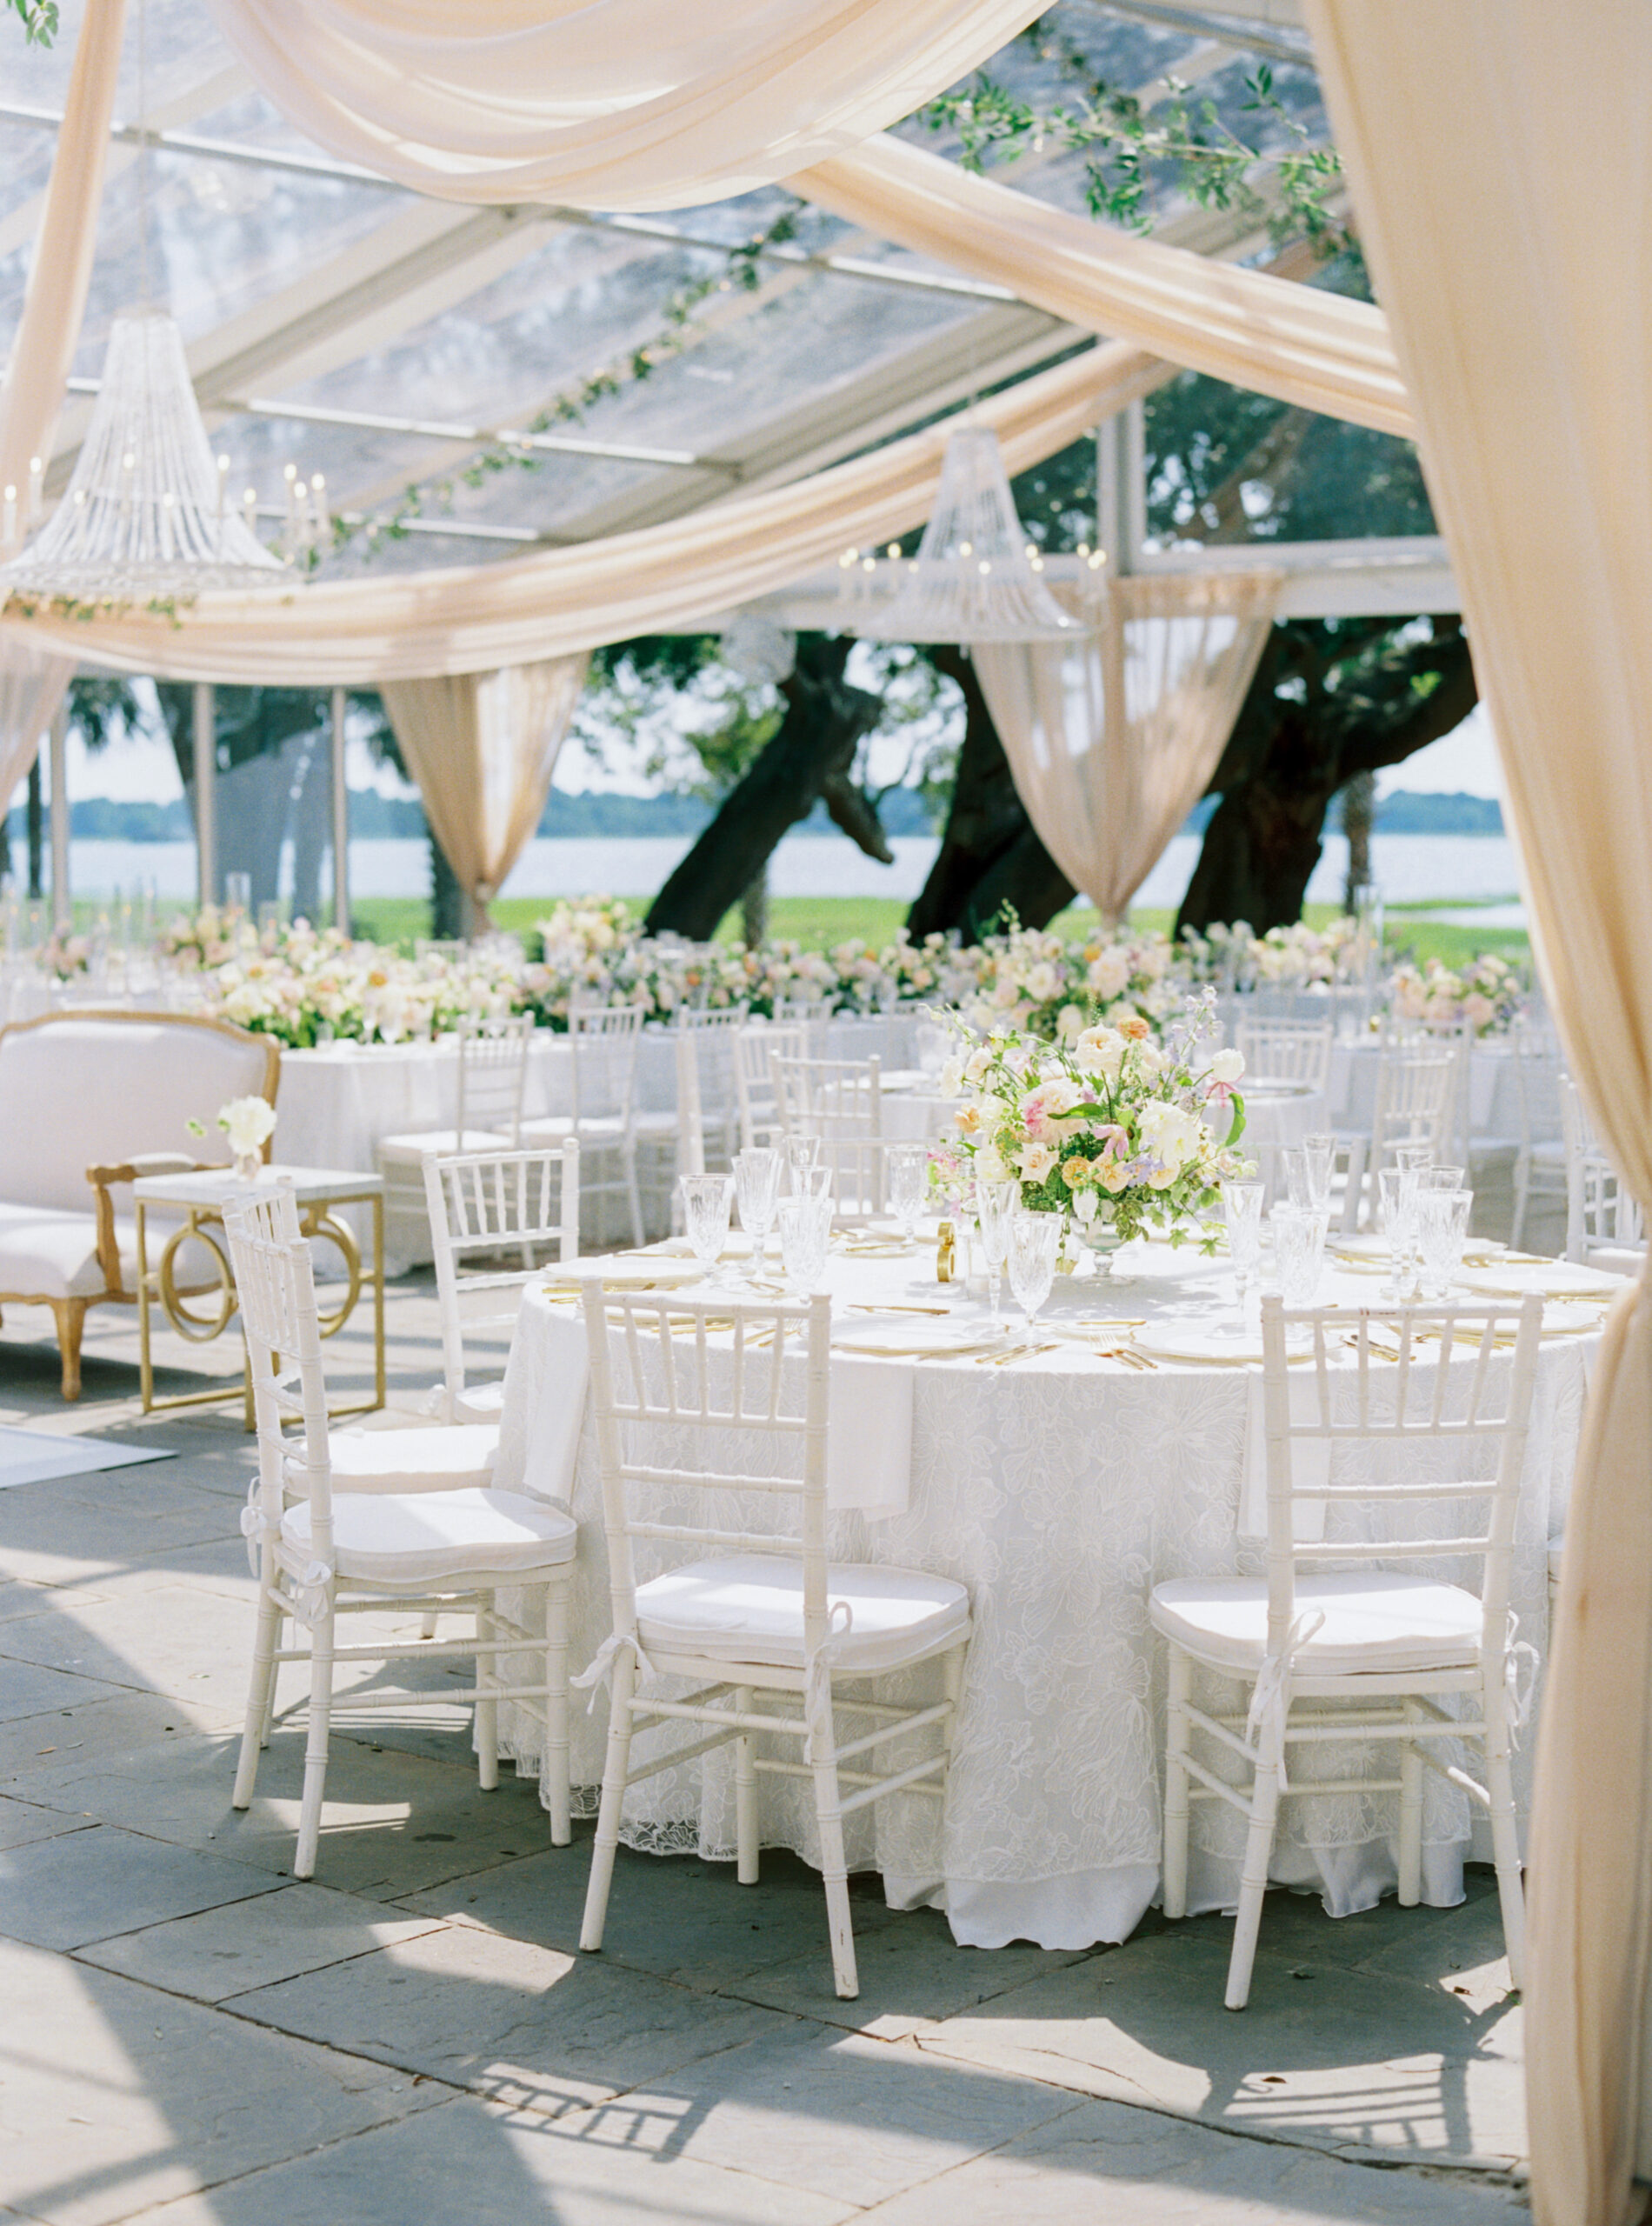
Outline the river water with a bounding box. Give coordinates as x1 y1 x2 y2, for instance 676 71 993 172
57 830 1524 916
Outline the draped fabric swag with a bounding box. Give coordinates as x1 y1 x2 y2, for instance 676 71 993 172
0 0 127 548
380 656 589 923
202 0 1046 212
975 572 1281 925
795 137 1411 439
0 341 1173 682
0 637 75 816
1304 7 1652 2222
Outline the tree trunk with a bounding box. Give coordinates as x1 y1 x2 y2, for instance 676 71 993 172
907 646 1073 943
646 636 884 942
740 866 768 948
430 831 463 941
1341 767 1376 910
27 757 43 900
1177 617 1478 936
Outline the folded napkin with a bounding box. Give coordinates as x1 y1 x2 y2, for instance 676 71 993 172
1240 1369 1329 1543
510 1304 591 1507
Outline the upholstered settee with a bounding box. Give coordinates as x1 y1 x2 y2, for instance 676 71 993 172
0 1010 279 1398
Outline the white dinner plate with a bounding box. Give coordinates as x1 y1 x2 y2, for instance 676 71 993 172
1457 1262 1629 1301
829 1314 995 1357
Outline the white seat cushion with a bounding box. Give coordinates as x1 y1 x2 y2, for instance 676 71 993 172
378 1129 513 1164
0 1203 216 1300
452 1379 506 1423
635 1555 969 1673
283 1488 576 1584
1149 1572 1485 1676
284 1423 498 1496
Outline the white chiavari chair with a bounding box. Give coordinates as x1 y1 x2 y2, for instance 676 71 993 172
1153 1291 1543 2009
223 1194 578 1874
1562 1072 1645 1270
1338 1043 1458 1232
423 1144 580 1423
734 1022 806 1152
522 1003 647 1247
1233 1016 1334 1094
576 1286 971 1999
376 1015 533 1242
770 1053 884 1143
675 1006 748 1179
1509 1022 1567 1249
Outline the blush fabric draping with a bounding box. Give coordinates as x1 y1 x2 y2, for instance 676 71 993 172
379 656 588 921
202 0 1045 213
1303 7 1652 2221
0 341 1173 682
0 0 127 550
974 571 1281 925
796 137 1413 441
0 636 75 811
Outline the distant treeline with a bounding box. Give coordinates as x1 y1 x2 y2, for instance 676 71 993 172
12 785 1502 845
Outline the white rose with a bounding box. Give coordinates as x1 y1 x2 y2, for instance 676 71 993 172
1017 1140 1057 1183
1209 1047 1245 1084
938 1056 966 1097
220 1095 277 1156
1086 948 1130 1000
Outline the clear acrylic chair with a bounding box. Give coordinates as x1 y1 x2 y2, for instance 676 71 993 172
223 1192 577 1875
577 1287 971 1998
1152 1290 1543 2009
423 1143 581 1423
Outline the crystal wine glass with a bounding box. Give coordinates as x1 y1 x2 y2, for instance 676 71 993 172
1222 1179 1265 1318
1006 1210 1061 1338
777 1190 834 1294
975 1177 1019 1332
733 1147 783 1283
886 1143 929 1245
680 1173 734 1281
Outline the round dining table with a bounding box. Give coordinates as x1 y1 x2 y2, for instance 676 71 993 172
487 1229 1605 1951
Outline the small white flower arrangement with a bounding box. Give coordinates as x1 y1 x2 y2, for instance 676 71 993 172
188 1096 277 1176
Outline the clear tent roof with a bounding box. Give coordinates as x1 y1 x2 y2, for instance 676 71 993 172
0 0 1349 589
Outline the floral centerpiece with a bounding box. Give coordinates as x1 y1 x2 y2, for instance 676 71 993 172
1386 953 1522 1036
931 996 1254 1263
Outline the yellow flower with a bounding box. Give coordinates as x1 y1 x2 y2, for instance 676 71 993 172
1061 1155 1092 1190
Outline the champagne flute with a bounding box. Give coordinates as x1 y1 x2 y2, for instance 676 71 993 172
886 1143 929 1245
733 1147 782 1283
975 1177 1018 1333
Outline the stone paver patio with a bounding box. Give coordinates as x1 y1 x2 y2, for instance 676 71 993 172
0 1277 1532 2224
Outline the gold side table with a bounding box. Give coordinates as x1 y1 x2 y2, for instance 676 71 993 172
133 1166 386 1428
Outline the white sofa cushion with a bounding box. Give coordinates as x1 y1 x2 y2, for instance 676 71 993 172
282 1487 576 1584
0 1013 274 1216
283 1422 499 1496
1149 1571 1485 1677
635 1556 970 1673
0 1203 217 1301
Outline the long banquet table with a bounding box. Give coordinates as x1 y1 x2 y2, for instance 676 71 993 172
487 1230 1603 1951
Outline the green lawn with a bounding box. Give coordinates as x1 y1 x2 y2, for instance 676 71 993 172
193 890 1533 975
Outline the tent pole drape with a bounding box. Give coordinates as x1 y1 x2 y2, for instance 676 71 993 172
1304 7 1652 2222
203 0 1047 213
0 0 128 549
795 137 1411 440
330 685 350 938
380 657 588 927
975 572 1282 925
47 703 70 930
0 343 1172 683
0 639 76 870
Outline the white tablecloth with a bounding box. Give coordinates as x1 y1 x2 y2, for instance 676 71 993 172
276 1012 919 1266
490 1236 1596 1951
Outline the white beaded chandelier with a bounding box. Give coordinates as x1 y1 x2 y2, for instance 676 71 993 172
849 425 1085 645
0 307 287 606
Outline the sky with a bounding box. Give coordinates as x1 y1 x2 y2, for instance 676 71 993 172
18 696 1507 812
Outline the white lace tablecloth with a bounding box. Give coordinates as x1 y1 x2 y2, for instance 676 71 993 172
489 1236 1596 1952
